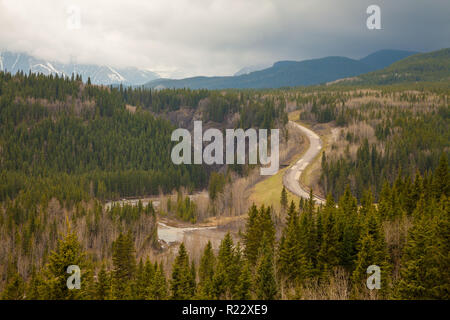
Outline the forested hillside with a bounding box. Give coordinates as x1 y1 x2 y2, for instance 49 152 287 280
0 72 208 202
343 48 450 85
0 71 288 202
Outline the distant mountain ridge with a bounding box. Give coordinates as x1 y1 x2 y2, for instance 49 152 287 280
359 49 419 70
0 51 159 86
339 48 450 85
145 49 417 89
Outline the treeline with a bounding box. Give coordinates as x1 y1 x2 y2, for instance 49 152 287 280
2 156 448 299
117 84 287 128
0 70 81 102
119 85 209 113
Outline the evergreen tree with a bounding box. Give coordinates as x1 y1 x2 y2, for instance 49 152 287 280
25 266 46 300
235 261 252 300
317 193 340 277
111 232 136 299
351 210 391 299
189 260 197 297
212 233 238 299
1 272 25 300
151 262 168 300
278 201 303 282
141 259 155 299
259 206 276 250
134 259 152 299
40 230 90 300
432 153 449 198
197 241 215 299
95 264 111 300
337 187 361 270
255 235 278 300
280 187 288 212
397 197 449 299
170 243 193 299
243 204 261 266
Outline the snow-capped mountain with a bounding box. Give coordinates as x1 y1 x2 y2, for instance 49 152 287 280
0 51 159 86
233 63 272 76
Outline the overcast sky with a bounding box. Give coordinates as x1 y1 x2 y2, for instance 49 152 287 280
0 0 449 78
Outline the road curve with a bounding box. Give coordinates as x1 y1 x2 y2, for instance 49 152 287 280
282 120 325 205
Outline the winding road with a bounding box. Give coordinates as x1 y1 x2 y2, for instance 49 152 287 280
282 120 325 204
106 120 326 249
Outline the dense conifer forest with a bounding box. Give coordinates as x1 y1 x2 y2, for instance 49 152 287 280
1 160 448 300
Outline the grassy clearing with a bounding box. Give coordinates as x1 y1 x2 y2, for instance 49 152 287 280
288 110 301 121
248 165 299 212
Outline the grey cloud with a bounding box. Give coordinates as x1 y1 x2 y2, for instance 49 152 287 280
0 0 448 78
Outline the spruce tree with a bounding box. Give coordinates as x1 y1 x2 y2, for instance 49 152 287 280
25 266 45 300
255 235 278 300
95 263 111 300
432 153 449 198
134 259 149 299
278 201 302 282
111 232 136 299
235 261 252 300
1 272 25 300
397 197 449 299
189 260 197 297
337 187 361 270
141 259 155 299
298 197 317 275
317 193 339 277
351 211 391 299
280 187 288 212
243 204 261 266
259 206 275 249
170 243 193 299
151 262 168 300
197 241 215 299
40 230 90 299
212 233 237 299
231 242 244 297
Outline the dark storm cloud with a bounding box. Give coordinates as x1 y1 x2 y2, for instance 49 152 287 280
0 0 448 78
